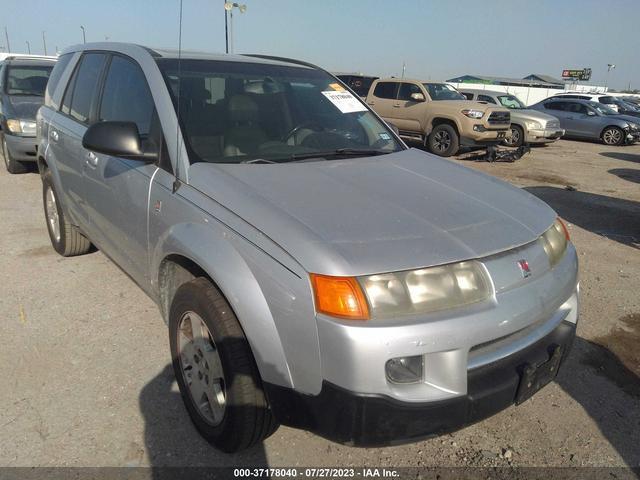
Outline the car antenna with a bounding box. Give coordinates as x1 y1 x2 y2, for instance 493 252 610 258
172 0 183 194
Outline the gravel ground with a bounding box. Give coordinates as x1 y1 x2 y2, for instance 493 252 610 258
0 139 638 471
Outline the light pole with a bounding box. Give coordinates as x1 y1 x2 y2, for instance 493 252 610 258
223 2 247 54
605 63 615 91
42 31 47 55
4 27 10 52
80 25 86 44
25 40 31 54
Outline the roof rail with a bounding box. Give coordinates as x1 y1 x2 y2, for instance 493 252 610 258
241 54 322 71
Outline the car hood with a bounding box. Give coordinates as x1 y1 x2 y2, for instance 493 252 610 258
5 95 44 119
611 114 640 125
511 109 559 125
188 149 556 276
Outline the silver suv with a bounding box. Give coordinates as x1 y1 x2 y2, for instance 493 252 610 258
37 43 579 452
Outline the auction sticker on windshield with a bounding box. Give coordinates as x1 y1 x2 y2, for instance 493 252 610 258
322 90 368 114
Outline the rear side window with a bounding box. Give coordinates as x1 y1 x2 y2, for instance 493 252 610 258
461 92 473 100
478 94 496 104
544 101 566 111
62 53 106 124
99 55 154 136
45 54 73 106
373 82 398 99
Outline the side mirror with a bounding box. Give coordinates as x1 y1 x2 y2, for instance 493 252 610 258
410 92 426 102
82 121 156 161
586 110 596 116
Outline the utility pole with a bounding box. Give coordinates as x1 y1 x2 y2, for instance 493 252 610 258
224 0 229 54
42 31 47 55
26 41 31 54
80 25 86 44
4 27 10 52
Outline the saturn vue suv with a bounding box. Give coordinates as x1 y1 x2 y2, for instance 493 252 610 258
36 43 579 452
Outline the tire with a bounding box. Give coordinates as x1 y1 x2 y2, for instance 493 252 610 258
601 126 624 146
42 170 92 256
427 124 459 157
503 124 524 147
2 135 29 174
169 277 278 452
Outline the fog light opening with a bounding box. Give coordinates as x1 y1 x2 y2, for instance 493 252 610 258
385 355 423 384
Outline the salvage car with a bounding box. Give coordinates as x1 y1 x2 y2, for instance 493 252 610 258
531 98 640 145
364 79 511 156
459 89 564 147
37 43 579 452
0 55 56 173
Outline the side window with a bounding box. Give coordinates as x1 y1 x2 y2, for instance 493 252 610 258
461 92 474 100
397 83 422 101
63 53 107 124
45 53 73 105
545 101 565 111
373 82 398 100
567 102 587 114
478 94 496 104
99 55 155 135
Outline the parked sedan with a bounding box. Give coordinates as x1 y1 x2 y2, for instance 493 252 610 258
0 55 56 173
530 98 640 145
460 89 564 147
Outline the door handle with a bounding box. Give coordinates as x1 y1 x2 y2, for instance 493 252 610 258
50 130 59 142
367 102 375 105
85 151 98 168
393 103 401 108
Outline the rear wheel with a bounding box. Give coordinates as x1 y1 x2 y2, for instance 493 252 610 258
42 170 92 256
2 136 29 174
169 277 278 452
601 126 624 146
504 124 524 147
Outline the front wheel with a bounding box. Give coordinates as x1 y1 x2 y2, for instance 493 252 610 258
427 124 459 157
2 136 29 174
503 124 524 147
169 277 278 452
601 126 624 146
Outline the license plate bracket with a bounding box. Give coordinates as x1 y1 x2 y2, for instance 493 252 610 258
497 131 506 139
515 345 563 405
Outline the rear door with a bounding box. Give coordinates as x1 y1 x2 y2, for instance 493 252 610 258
49 52 107 228
82 53 160 288
366 81 399 126
542 101 572 132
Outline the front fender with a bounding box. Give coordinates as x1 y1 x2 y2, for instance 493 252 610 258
150 209 322 394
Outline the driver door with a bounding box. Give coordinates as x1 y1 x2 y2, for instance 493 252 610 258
394 82 427 133
564 102 594 138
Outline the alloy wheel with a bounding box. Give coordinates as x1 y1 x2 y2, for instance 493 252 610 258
177 311 226 426
603 128 622 145
433 130 451 152
506 127 520 146
45 186 61 243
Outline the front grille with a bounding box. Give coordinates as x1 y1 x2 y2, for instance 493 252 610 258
488 111 510 124
547 120 560 129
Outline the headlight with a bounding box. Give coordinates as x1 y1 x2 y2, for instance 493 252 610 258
359 261 492 319
461 109 484 119
6 119 37 135
525 120 542 129
541 218 570 267
628 123 640 131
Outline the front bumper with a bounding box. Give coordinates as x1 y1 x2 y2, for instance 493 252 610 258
461 127 511 147
3 133 37 162
265 319 576 446
526 127 565 144
625 131 640 144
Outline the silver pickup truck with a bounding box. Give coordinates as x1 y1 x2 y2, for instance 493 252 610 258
37 43 579 452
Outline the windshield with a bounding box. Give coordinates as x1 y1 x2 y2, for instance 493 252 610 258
588 101 618 115
498 95 526 109
6 65 53 96
156 59 402 164
423 83 465 101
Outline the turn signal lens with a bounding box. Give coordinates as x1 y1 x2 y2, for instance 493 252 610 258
310 274 370 320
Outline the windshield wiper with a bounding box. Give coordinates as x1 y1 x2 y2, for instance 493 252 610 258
285 148 391 163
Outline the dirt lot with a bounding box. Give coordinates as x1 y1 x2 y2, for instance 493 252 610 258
0 139 638 471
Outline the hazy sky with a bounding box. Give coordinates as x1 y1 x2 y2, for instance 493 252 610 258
2 0 638 90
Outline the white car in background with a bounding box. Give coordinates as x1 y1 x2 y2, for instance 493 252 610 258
553 92 620 112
